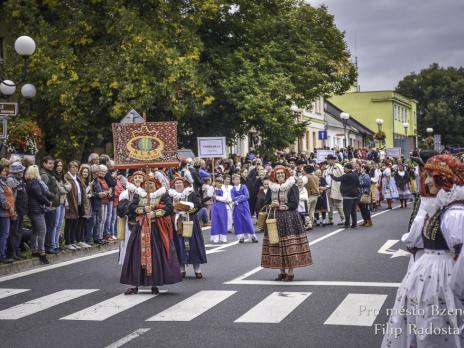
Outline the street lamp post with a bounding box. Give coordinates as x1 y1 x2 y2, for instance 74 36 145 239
426 127 434 150
0 36 36 158
0 36 36 88
376 118 384 148
403 122 409 158
340 112 350 148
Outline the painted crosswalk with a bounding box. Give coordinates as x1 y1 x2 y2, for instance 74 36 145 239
0 288 29 299
0 288 389 326
324 293 388 326
61 293 157 321
146 290 236 321
235 292 311 323
0 289 98 320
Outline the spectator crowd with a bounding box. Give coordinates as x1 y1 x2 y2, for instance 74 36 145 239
0 147 420 265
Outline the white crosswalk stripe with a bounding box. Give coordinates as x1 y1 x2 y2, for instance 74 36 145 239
0 288 30 299
234 292 312 323
146 290 236 322
0 289 98 320
61 293 157 321
0 288 391 326
324 293 388 326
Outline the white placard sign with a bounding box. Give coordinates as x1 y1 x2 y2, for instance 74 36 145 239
386 147 402 158
197 137 227 158
316 150 335 163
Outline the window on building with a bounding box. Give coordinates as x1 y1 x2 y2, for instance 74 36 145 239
394 105 398 120
414 111 417 125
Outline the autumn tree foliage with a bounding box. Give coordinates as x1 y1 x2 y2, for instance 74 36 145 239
1 0 355 159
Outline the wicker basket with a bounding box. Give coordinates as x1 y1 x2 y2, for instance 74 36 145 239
116 217 126 240
256 206 268 230
182 213 193 238
266 209 279 244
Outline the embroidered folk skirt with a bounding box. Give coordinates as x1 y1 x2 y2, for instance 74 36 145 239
120 222 183 287
261 210 312 269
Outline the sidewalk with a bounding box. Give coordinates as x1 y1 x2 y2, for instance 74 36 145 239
0 242 120 277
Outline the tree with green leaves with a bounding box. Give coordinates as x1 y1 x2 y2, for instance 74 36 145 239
396 63 464 147
1 0 355 160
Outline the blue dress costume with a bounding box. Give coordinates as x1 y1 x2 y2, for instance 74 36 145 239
231 184 255 239
210 188 228 243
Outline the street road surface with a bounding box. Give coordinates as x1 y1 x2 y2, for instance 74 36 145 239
0 205 412 348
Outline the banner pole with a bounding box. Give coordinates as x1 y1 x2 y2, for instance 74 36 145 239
212 157 215 183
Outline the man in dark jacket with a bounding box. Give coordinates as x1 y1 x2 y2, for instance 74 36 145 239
7 162 27 259
330 163 360 228
40 156 60 252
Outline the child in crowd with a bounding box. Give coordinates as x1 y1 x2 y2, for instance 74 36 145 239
231 174 257 243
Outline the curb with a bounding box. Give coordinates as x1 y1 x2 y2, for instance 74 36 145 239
0 242 120 277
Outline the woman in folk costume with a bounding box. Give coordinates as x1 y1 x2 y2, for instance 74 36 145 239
261 166 312 282
382 161 399 209
207 177 229 244
369 162 382 211
382 155 464 348
118 172 182 295
169 176 207 279
231 174 258 243
394 163 411 208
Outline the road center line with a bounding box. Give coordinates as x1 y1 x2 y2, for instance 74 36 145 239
105 328 151 348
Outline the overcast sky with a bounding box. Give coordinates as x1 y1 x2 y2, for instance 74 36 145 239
309 0 464 91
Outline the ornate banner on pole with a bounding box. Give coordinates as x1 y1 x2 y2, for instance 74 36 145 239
112 121 178 168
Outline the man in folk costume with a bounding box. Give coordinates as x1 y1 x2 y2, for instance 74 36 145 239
118 172 182 295
261 165 312 282
382 155 464 348
324 154 345 226
302 165 320 230
169 176 207 279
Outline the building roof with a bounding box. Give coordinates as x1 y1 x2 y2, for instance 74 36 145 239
324 100 375 136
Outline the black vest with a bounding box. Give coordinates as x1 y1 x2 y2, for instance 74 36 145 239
422 202 464 253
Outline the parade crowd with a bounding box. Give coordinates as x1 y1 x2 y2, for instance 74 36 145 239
0 148 419 266
1 146 464 345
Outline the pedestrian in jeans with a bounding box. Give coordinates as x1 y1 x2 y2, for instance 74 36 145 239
40 156 60 253
79 164 93 245
50 159 71 253
330 163 360 229
100 156 116 240
96 165 112 241
0 164 15 264
89 165 106 244
64 161 91 250
6 162 27 260
25 165 53 264
359 166 373 227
